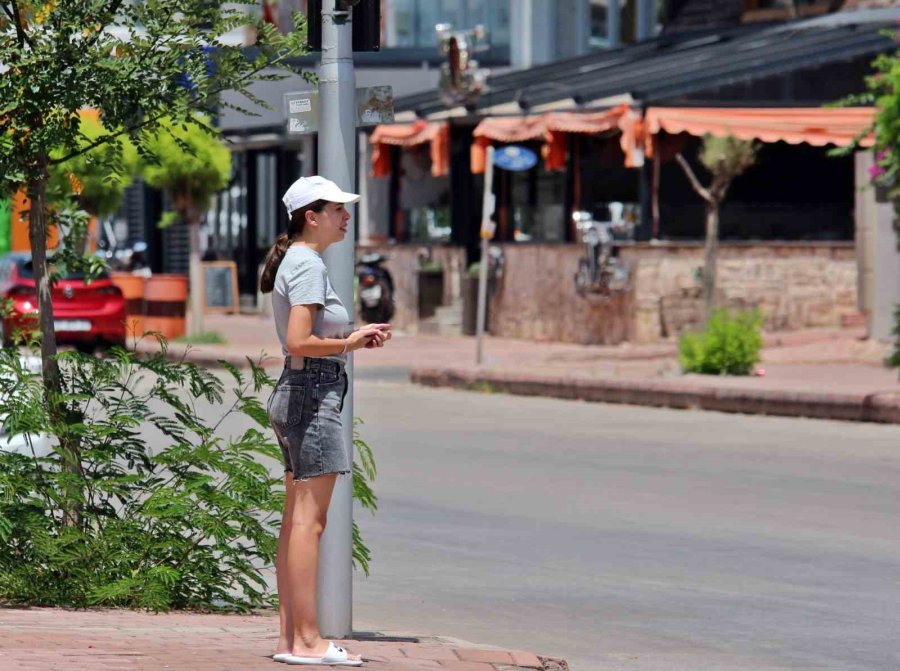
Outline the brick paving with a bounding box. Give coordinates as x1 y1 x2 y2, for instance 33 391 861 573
0 609 559 671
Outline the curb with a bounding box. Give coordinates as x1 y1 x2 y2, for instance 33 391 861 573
410 368 900 424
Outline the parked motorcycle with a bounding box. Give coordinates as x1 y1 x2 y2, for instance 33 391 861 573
356 253 395 323
95 220 151 276
573 203 633 297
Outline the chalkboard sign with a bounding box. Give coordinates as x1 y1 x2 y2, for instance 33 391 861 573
201 261 239 314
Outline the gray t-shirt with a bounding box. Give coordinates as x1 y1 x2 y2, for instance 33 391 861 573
272 245 351 362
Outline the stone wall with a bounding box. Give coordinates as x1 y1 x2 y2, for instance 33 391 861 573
357 244 466 332
488 242 858 344
487 244 634 344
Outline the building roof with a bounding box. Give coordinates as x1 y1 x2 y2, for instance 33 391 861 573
395 9 898 121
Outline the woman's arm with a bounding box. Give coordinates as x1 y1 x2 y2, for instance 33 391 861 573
285 304 384 357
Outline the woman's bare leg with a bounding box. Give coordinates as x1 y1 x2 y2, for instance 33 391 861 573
281 472 362 662
273 473 297 656
287 472 335 655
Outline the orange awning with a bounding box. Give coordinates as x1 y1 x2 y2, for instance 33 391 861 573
471 115 547 174
471 105 630 173
644 107 875 148
369 121 450 178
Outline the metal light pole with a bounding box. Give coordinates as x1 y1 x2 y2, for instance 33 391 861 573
318 0 355 639
476 146 495 365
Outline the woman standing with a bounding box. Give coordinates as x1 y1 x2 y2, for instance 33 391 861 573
261 176 390 666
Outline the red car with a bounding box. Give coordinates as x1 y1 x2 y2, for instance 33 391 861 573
0 253 126 350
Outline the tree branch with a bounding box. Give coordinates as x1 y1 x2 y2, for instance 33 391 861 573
675 153 713 203
82 0 126 51
50 58 282 166
7 0 33 50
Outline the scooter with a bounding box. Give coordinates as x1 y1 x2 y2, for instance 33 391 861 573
356 253 395 324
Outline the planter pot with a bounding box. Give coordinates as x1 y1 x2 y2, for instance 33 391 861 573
418 270 444 320
110 272 146 339
143 274 188 340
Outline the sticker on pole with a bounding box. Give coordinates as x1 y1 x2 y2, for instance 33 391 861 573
285 86 394 135
356 86 394 126
493 145 538 172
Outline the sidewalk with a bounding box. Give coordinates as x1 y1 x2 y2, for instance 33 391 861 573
136 313 900 424
0 608 562 671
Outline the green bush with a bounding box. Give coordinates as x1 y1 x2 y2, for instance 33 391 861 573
679 309 764 376
0 341 377 610
174 330 228 345
887 305 900 374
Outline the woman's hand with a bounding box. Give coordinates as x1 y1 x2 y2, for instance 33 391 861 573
362 323 391 349
345 324 390 352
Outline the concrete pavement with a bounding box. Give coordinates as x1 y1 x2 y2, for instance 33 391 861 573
134 313 900 424
350 381 900 671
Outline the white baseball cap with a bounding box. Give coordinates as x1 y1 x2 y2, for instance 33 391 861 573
282 175 360 215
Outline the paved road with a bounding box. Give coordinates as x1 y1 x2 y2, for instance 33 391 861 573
349 379 900 671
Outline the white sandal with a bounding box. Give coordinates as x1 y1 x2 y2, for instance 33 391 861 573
283 642 363 666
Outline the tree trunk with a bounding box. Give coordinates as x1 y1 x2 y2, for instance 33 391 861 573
703 201 719 323
26 156 61 393
188 217 204 337
27 156 83 526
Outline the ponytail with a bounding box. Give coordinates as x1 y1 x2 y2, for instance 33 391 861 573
259 199 328 294
259 233 291 293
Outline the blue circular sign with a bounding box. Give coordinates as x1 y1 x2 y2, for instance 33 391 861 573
493 145 538 172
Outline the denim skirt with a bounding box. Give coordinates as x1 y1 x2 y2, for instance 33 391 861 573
267 356 350 481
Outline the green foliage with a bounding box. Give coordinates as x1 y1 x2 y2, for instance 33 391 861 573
174 331 228 346
887 305 900 374
0 344 378 610
831 36 900 243
0 345 283 610
679 309 764 376
0 0 311 408
0 2 309 200
48 207 109 279
867 50 900 201
698 135 759 192
352 418 377 577
48 116 139 218
139 115 233 221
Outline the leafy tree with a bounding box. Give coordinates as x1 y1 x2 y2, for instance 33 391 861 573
837 36 900 370
0 1 305 509
0 1 303 391
140 116 232 337
47 115 138 220
676 135 758 322
836 37 900 234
